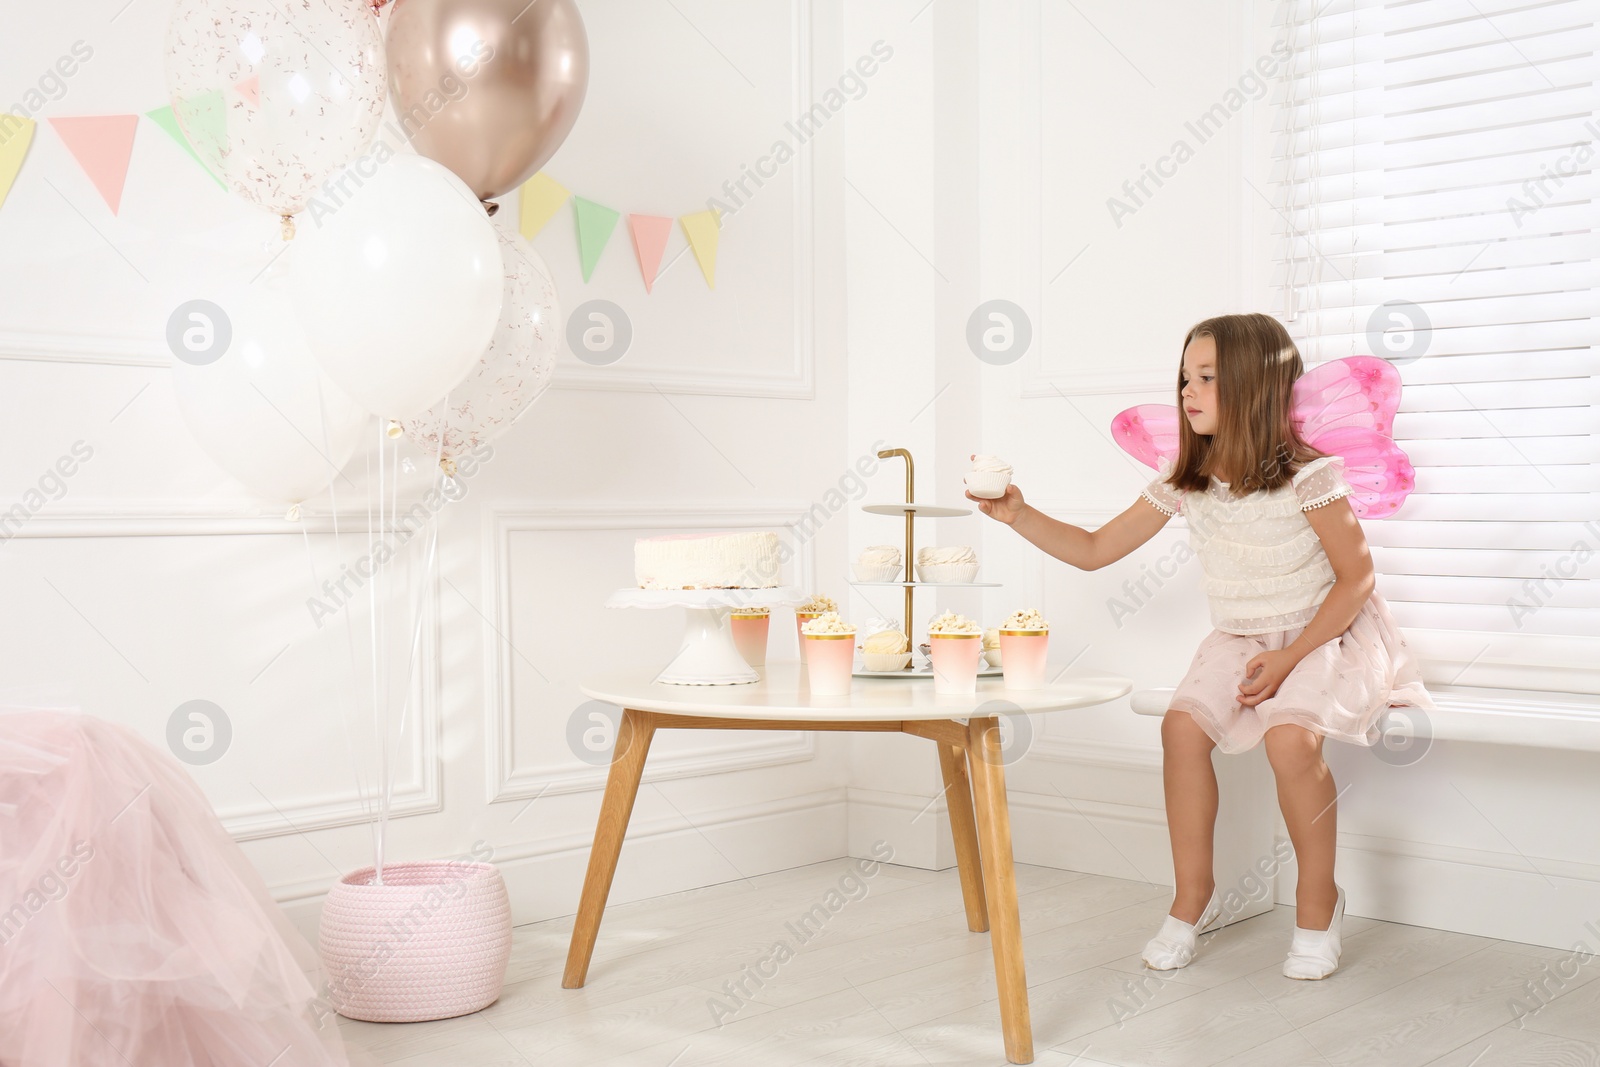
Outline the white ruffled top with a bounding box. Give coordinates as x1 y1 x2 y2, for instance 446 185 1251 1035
1140 454 1355 635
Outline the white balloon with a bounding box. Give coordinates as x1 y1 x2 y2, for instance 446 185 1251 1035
400 218 561 463
173 267 368 503
164 0 386 218
289 153 503 419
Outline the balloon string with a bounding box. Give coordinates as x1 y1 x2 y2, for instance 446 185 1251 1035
391 509 438 820
377 423 402 878
370 418 385 885
309 385 378 842
386 394 450 797
375 420 410 883
297 519 373 828
359 433 380 874
384 423 398 877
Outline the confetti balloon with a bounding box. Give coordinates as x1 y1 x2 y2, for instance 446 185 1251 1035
165 0 387 222
400 215 561 466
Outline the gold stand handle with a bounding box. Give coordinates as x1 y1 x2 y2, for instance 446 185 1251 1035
876 448 915 644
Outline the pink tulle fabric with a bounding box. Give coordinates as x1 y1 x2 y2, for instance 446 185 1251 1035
1111 355 1418 519
0 709 361 1067
1167 590 1436 755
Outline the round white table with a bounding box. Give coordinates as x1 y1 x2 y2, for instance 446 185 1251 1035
564 661 1133 1066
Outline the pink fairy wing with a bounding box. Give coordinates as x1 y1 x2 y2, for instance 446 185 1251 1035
1112 358 1418 517
1293 355 1402 439
1111 404 1181 470
1311 426 1416 519
1293 356 1416 519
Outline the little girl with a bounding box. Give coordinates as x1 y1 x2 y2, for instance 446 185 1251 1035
970 312 1433 980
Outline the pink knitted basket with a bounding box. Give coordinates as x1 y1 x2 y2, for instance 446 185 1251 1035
318 861 512 1023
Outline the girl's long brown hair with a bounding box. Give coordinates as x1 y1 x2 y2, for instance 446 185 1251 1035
1166 312 1327 496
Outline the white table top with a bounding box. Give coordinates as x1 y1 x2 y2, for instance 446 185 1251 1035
604 587 809 609
579 661 1132 722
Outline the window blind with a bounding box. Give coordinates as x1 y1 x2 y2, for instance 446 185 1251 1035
1267 0 1599 690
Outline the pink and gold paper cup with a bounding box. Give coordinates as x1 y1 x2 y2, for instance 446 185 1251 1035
928 632 983 694
795 611 825 663
998 629 1048 690
802 633 855 695
730 611 770 667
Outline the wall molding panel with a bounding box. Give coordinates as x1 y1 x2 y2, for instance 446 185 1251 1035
0 503 443 842
483 500 823 805
1013 0 1247 401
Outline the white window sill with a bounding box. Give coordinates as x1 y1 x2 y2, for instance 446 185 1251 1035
1411 686 1600 752
1130 686 1600 752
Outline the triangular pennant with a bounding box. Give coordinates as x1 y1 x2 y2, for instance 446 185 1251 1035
145 105 226 190
572 196 620 282
628 214 673 294
518 171 569 240
233 74 260 108
679 208 720 289
172 89 229 174
0 116 37 211
48 115 141 214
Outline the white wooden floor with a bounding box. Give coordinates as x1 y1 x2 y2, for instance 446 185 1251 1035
336 860 1600 1067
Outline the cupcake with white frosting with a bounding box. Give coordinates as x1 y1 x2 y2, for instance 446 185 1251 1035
859 627 912 672
916 546 979 584
982 627 1002 667
964 454 1013 499
853 545 903 583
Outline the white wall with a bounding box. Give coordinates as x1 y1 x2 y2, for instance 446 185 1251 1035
0 0 863 938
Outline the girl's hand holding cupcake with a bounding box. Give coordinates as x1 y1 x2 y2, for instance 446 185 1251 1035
968 483 1027 525
965 453 1027 524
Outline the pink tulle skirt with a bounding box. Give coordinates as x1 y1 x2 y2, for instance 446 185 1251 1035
1167 590 1435 755
0 709 360 1067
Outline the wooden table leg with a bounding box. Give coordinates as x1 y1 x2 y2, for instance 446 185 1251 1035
563 708 657 988
965 716 1033 1064
936 741 989 932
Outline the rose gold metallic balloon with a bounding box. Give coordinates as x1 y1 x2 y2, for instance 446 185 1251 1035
385 0 589 203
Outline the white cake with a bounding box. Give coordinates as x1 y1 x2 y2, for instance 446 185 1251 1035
635 531 782 589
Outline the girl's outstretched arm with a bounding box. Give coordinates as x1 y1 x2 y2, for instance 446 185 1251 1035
1237 496 1377 707
968 485 1171 571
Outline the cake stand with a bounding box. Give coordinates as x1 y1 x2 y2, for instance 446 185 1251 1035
605 587 808 685
853 448 1000 674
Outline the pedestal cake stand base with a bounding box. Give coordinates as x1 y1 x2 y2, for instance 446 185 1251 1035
605 587 808 685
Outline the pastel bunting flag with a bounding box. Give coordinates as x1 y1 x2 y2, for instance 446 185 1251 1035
145 105 226 189
679 208 720 289
518 171 570 240
233 74 260 108
628 213 673 293
48 115 140 214
0 121 729 290
572 196 620 282
172 90 228 173
0 115 36 211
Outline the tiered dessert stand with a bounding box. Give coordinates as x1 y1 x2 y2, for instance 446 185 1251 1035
604 586 806 685
852 446 1000 675
611 447 998 684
